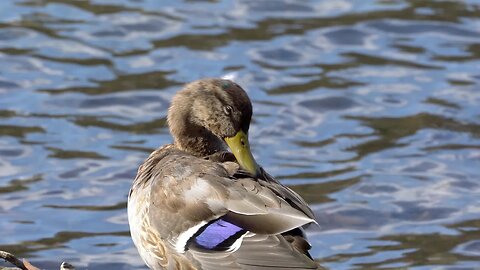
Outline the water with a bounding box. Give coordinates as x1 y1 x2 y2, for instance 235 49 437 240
1 0 479 269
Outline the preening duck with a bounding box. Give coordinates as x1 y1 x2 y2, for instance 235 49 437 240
128 78 322 270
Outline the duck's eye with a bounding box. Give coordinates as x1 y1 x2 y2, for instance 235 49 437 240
221 81 231 90
223 105 233 116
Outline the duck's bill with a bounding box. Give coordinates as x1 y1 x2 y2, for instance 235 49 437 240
224 130 260 177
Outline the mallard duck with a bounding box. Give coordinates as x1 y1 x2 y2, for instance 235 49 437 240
128 78 321 270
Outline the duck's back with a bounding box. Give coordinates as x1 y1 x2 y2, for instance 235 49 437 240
128 145 322 270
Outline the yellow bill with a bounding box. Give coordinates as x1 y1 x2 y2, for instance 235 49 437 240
224 130 260 177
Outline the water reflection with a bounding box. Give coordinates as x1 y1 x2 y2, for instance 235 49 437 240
1 0 480 269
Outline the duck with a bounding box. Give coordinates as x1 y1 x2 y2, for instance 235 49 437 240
127 78 322 270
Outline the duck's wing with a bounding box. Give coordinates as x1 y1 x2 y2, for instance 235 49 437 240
188 233 323 270
259 168 316 221
231 167 316 222
183 173 321 270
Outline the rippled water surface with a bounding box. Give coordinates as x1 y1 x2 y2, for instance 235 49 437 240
1 0 480 269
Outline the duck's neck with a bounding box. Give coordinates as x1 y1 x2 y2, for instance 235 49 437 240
168 105 226 157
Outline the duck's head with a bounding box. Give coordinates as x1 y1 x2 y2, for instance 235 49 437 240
168 78 260 176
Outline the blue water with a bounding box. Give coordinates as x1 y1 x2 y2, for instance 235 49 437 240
1 1 480 269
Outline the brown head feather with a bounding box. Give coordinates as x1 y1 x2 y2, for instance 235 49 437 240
167 78 252 157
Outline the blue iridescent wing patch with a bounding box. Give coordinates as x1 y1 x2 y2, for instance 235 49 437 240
188 218 247 251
